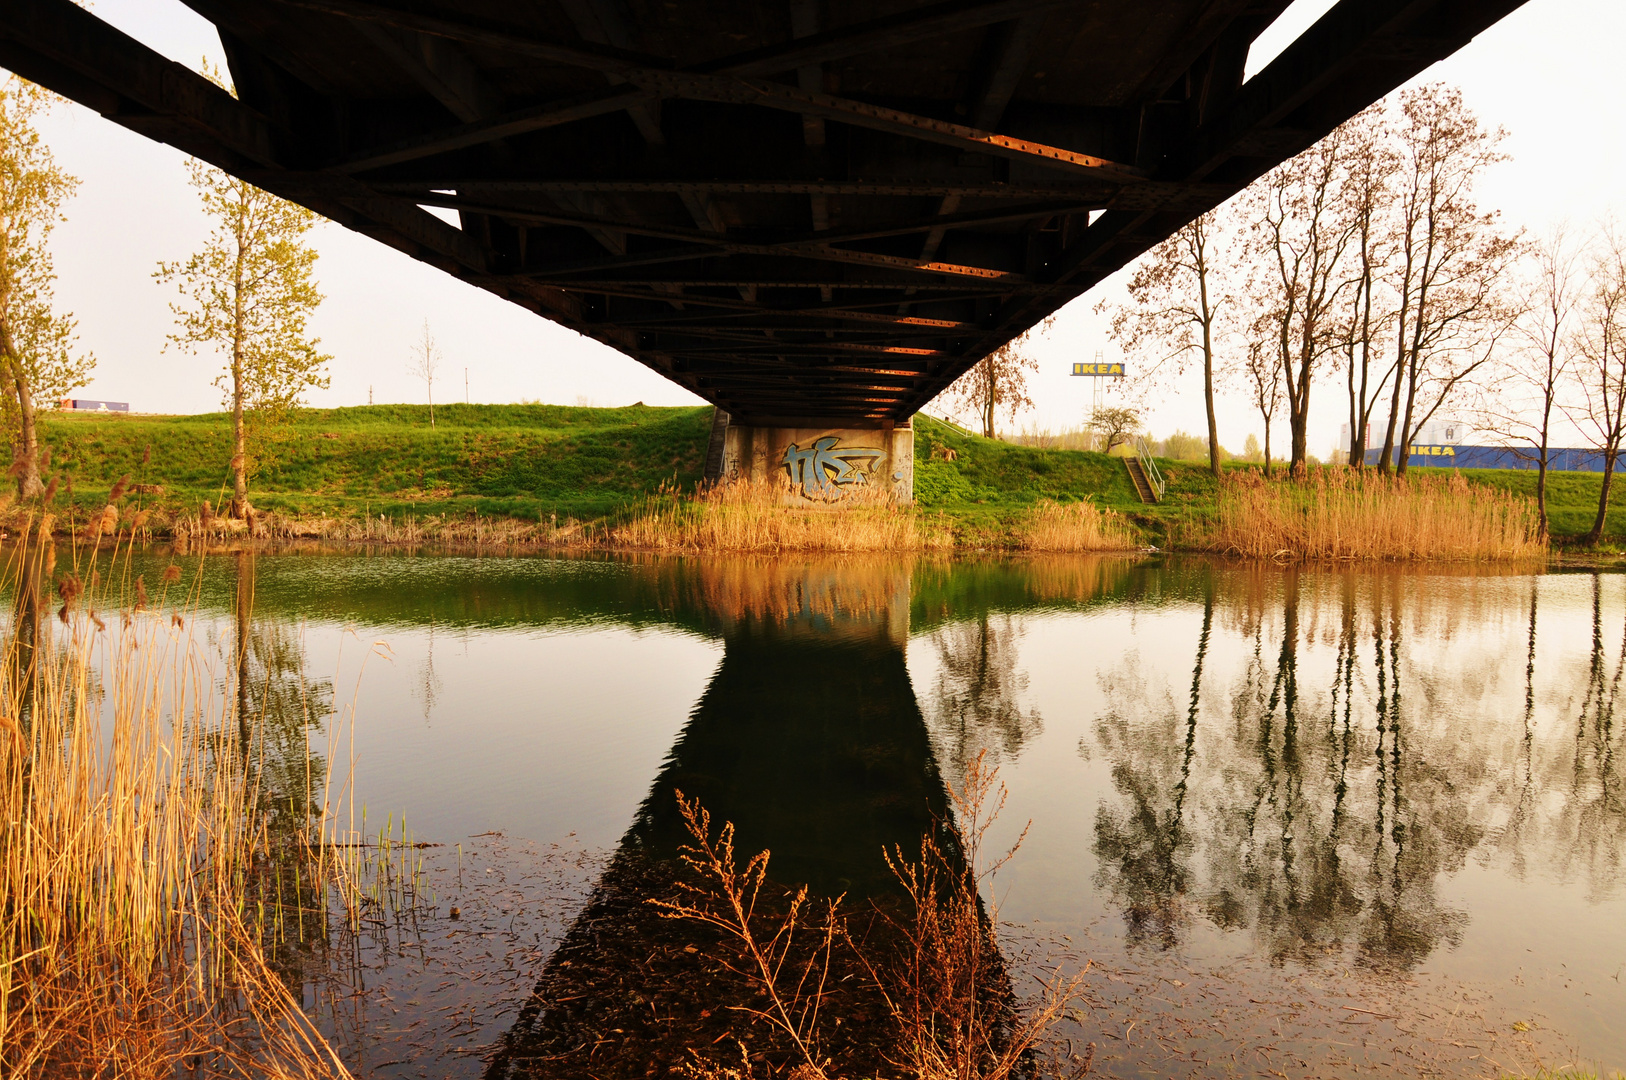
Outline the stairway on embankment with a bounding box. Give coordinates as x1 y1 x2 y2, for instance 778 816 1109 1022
1126 457 1159 503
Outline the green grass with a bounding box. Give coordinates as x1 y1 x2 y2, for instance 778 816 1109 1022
39 403 711 522
913 415 1224 546
1444 466 1626 544
29 405 1626 546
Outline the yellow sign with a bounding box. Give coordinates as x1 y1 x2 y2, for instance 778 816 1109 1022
1409 444 1456 457
1072 362 1125 377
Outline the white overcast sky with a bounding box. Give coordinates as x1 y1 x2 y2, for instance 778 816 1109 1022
23 0 1626 454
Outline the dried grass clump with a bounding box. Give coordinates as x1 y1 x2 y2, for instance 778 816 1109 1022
613 478 953 553
0 532 353 1079
1014 499 1139 552
1196 469 1547 561
662 753 1090 1080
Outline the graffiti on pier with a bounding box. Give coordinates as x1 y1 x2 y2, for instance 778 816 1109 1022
782 436 886 498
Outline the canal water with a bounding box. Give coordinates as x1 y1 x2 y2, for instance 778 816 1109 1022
90 551 1626 1076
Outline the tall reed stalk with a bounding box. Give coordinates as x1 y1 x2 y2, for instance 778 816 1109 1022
0 521 355 1077
1196 470 1547 561
1012 499 1138 552
612 478 954 553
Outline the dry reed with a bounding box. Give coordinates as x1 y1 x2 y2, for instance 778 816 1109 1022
873 752 1089 1080
612 478 954 553
1013 499 1138 552
0 528 355 1078
1195 469 1547 561
662 753 1089 1080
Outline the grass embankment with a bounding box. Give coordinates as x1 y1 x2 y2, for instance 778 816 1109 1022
29 404 1611 555
40 402 712 524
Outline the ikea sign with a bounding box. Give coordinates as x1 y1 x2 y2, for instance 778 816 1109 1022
1072 362 1125 377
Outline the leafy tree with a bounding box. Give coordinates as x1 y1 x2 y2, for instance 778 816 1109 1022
1163 430 1209 462
0 77 92 498
1103 211 1230 476
1241 433 1262 463
157 153 329 518
1089 405 1141 452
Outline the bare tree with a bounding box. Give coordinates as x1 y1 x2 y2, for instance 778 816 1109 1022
1242 339 1284 475
1479 225 1583 534
1244 125 1358 472
941 317 1049 438
1335 104 1402 470
1377 85 1520 476
409 319 441 428
1103 211 1231 476
1571 225 1626 546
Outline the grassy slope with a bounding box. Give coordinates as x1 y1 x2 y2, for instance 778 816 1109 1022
40 403 711 521
912 415 1219 544
35 405 1626 543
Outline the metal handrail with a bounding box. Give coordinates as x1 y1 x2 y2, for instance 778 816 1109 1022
1134 436 1166 501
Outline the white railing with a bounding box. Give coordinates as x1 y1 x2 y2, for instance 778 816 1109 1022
1134 436 1165 501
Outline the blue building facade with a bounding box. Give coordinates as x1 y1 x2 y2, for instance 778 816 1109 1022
1363 445 1623 472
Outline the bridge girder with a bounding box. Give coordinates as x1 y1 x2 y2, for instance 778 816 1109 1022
0 0 1529 423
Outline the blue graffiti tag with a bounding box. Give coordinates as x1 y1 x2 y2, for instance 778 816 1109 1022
781 436 886 498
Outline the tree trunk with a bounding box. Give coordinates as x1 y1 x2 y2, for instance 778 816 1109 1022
1201 316 1220 478
230 198 252 520
1536 458 1549 536
1536 395 1552 536
1395 350 1423 479
0 318 45 499
1263 425 1273 478
1195 235 1221 479
1378 371 1403 477
1585 450 1618 546
231 344 249 518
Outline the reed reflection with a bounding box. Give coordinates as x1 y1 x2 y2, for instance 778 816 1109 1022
487 560 969 1080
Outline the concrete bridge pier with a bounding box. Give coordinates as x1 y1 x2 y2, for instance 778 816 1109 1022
704 411 914 505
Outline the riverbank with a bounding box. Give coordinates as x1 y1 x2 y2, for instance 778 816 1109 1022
21 403 1610 556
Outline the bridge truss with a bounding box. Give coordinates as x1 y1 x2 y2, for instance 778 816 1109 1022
0 0 1526 423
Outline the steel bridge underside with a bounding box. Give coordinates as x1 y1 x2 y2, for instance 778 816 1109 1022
0 0 1526 425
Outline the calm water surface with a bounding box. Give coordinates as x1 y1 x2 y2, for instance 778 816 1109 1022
101 551 1626 1076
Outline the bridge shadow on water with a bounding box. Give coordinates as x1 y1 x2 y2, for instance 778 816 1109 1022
482 561 988 1079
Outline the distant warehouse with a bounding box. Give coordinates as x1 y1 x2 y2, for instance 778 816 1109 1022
1363 445 1624 472
59 399 129 412
1347 417 1623 473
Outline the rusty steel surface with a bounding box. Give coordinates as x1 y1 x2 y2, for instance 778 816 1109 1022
0 0 1530 422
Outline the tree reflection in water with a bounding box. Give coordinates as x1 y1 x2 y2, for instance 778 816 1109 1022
225 551 339 989
1076 568 1611 971
923 613 1042 776
1090 584 1211 949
